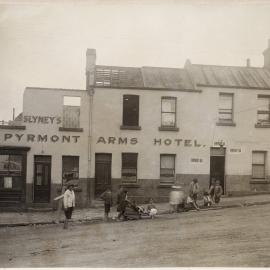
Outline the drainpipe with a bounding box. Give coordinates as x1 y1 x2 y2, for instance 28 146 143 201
86 49 96 206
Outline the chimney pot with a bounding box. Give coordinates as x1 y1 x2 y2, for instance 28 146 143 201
246 58 250 67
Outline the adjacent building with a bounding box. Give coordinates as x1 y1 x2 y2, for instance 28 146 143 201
1 41 270 208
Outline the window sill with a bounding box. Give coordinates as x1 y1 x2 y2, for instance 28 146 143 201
59 127 83 132
120 125 141 130
0 125 26 130
255 123 270 128
158 126 179 132
216 122 236 127
250 179 269 184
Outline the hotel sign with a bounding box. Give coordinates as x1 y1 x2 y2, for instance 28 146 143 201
96 136 206 147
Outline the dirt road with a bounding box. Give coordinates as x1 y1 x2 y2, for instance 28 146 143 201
1 204 270 267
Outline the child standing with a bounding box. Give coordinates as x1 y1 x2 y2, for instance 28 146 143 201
100 188 113 221
63 184 75 229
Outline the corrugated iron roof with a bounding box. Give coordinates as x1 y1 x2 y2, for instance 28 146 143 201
141 67 195 90
95 65 196 90
95 63 270 90
185 63 270 89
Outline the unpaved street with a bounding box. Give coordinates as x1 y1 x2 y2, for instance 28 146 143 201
1 204 270 267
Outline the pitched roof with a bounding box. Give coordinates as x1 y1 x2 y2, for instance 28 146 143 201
95 63 270 90
185 63 270 89
95 65 196 91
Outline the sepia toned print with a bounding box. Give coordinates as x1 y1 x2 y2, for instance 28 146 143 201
1 0 270 267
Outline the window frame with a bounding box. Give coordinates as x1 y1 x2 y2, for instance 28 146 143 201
121 95 140 129
62 96 81 130
256 94 270 126
161 96 177 128
62 156 80 185
252 151 266 180
160 154 176 183
121 153 138 183
218 92 234 124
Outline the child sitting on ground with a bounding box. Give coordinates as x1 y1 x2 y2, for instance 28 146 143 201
147 198 158 218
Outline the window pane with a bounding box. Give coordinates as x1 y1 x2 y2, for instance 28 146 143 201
162 113 175 126
257 98 269 111
252 165 265 178
62 156 79 184
4 177 12 188
219 94 233 110
252 152 265 164
162 98 176 112
161 155 175 169
9 155 22 176
0 155 9 175
123 95 139 126
258 113 270 122
122 153 137 182
219 111 232 121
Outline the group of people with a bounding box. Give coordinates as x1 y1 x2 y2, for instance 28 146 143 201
61 178 223 229
169 178 223 213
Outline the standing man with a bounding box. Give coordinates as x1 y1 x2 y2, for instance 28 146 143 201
214 180 223 204
63 184 75 229
100 187 113 221
189 178 200 210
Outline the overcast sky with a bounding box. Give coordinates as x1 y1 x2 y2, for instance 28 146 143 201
1 0 270 121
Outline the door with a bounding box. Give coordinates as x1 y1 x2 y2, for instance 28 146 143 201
34 156 51 203
95 154 111 197
210 148 225 194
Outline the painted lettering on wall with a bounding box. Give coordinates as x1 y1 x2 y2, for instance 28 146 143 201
4 133 79 143
23 115 62 124
191 158 203 163
230 148 242 154
97 136 138 145
153 138 205 147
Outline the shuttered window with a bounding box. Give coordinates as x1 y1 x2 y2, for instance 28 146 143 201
63 97 81 128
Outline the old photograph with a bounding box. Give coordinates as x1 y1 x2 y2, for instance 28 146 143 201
1 0 270 267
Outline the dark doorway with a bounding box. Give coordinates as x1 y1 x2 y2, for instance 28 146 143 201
95 153 111 197
210 147 225 194
34 156 51 203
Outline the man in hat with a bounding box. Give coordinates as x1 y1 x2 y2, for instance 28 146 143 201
63 183 75 229
100 187 113 221
189 178 200 210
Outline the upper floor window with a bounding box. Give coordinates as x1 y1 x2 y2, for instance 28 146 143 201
121 95 140 129
63 96 81 129
218 93 234 124
160 154 175 183
257 95 270 126
121 153 138 183
252 151 266 179
161 97 177 127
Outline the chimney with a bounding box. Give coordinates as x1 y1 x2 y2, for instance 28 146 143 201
246 58 250 67
86 48 96 90
263 39 270 69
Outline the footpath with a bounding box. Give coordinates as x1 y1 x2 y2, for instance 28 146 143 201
1 193 270 227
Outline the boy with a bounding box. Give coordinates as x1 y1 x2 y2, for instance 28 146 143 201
214 180 223 204
100 187 113 221
63 184 75 229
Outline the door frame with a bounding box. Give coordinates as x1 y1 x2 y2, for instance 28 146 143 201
210 147 226 194
94 153 112 197
33 155 51 203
